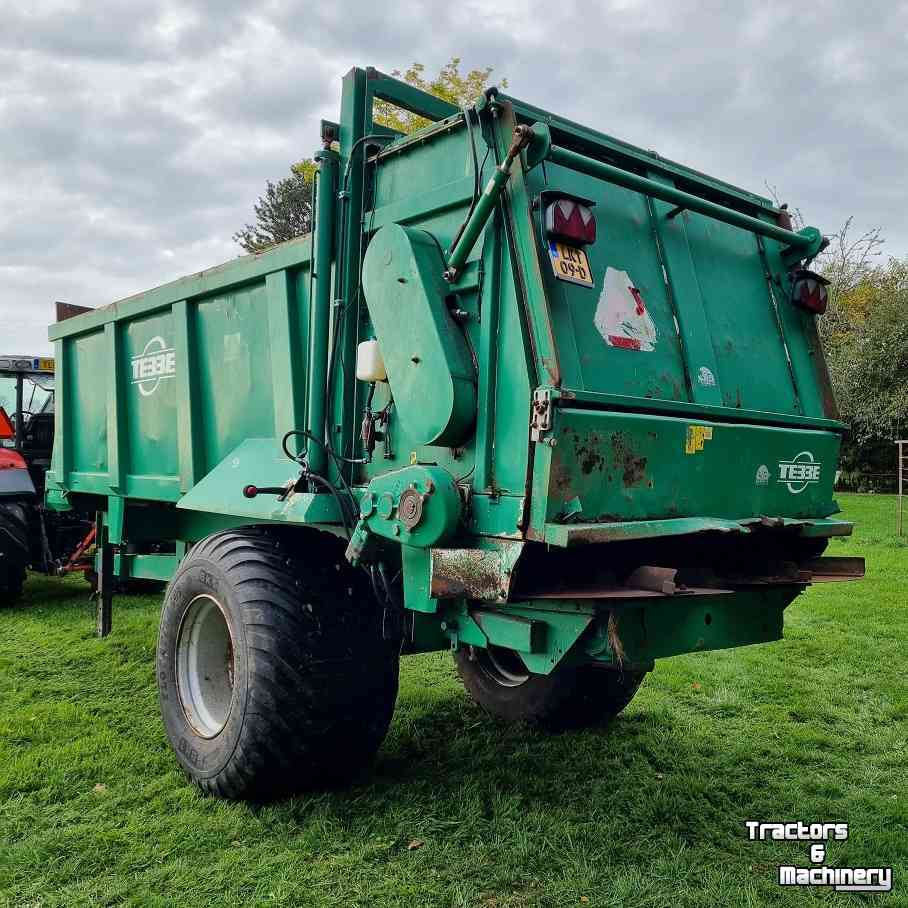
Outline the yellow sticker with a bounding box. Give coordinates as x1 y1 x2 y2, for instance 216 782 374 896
409 451 418 465
38 358 55 371
685 425 713 454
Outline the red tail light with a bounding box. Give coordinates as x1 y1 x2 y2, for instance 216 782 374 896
790 269 830 315
544 197 596 246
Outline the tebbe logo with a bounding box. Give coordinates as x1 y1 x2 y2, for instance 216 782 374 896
131 336 175 397
778 451 821 494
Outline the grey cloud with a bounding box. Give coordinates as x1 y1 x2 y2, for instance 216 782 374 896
2 0 906 355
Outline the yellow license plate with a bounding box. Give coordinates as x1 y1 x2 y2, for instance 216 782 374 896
548 241 593 286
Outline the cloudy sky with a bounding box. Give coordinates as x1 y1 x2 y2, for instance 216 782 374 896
3 0 906 354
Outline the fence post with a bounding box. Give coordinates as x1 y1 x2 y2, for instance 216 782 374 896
898 440 906 537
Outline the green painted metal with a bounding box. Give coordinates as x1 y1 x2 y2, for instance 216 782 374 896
583 588 793 665
471 608 544 653
532 128 821 254
532 407 842 535
541 516 852 548
444 124 532 279
361 225 476 446
347 464 462 566
46 66 859 676
365 67 459 124
113 553 179 582
176 438 342 525
305 149 338 475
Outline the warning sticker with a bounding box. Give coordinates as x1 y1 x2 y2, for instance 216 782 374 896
594 267 658 352
685 425 713 454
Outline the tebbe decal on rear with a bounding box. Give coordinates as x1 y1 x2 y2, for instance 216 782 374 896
131 336 176 397
778 451 821 494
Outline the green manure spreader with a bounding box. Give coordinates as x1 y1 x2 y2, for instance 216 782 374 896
47 67 863 800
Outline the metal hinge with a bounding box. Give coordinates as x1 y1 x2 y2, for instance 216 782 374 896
530 389 554 444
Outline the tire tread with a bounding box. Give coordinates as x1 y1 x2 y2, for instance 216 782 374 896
158 527 398 800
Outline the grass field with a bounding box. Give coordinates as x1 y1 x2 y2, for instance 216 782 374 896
0 493 905 907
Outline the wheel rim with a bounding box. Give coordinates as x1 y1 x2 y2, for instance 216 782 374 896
176 594 236 738
474 645 530 688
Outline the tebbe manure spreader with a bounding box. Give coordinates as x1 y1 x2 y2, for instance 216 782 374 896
46 67 862 799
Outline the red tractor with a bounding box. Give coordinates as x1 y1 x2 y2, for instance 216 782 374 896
0 355 95 603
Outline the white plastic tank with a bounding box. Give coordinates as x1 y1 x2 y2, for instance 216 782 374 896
356 338 387 382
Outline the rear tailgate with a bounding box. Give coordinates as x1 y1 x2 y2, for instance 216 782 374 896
494 100 844 538
528 407 845 542
525 155 831 420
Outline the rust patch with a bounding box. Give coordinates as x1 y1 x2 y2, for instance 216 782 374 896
550 457 573 493
571 431 606 477
430 548 507 601
610 432 648 488
578 446 605 476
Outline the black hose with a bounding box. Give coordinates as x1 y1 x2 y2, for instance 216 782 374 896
448 107 483 253
305 471 354 540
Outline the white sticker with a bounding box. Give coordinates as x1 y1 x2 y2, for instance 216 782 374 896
755 465 770 486
698 366 716 387
594 267 657 352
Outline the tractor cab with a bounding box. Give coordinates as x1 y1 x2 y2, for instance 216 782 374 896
0 355 56 495
0 354 96 602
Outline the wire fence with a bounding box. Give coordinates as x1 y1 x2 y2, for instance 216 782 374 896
834 471 899 493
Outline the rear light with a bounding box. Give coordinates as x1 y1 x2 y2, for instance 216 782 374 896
0 406 13 440
776 204 793 231
790 269 830 315
544 196 596 246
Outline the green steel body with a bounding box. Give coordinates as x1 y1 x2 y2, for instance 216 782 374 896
46 68 855 672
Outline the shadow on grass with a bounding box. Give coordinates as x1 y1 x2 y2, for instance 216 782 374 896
14 574 93 606
266 685 743 844
12 574 167 616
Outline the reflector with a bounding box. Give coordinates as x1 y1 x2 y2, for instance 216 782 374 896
790 269 830 315
544 197 596 245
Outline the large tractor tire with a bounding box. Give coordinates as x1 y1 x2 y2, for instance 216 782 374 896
156 527 399 801
0 502 30 606
455 645 645 731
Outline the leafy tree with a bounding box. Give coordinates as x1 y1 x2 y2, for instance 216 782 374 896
374 58 507 134
233 160 317 253
821 254 908 489
765 190 902 486
234 59 504 252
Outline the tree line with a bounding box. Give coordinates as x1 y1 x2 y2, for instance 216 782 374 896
814 223 907 489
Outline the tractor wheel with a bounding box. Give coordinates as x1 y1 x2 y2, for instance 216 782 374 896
0 502 30 605
455 645 645 731
156 527 399 801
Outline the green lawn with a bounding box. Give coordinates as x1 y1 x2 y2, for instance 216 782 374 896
1 494 905 907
